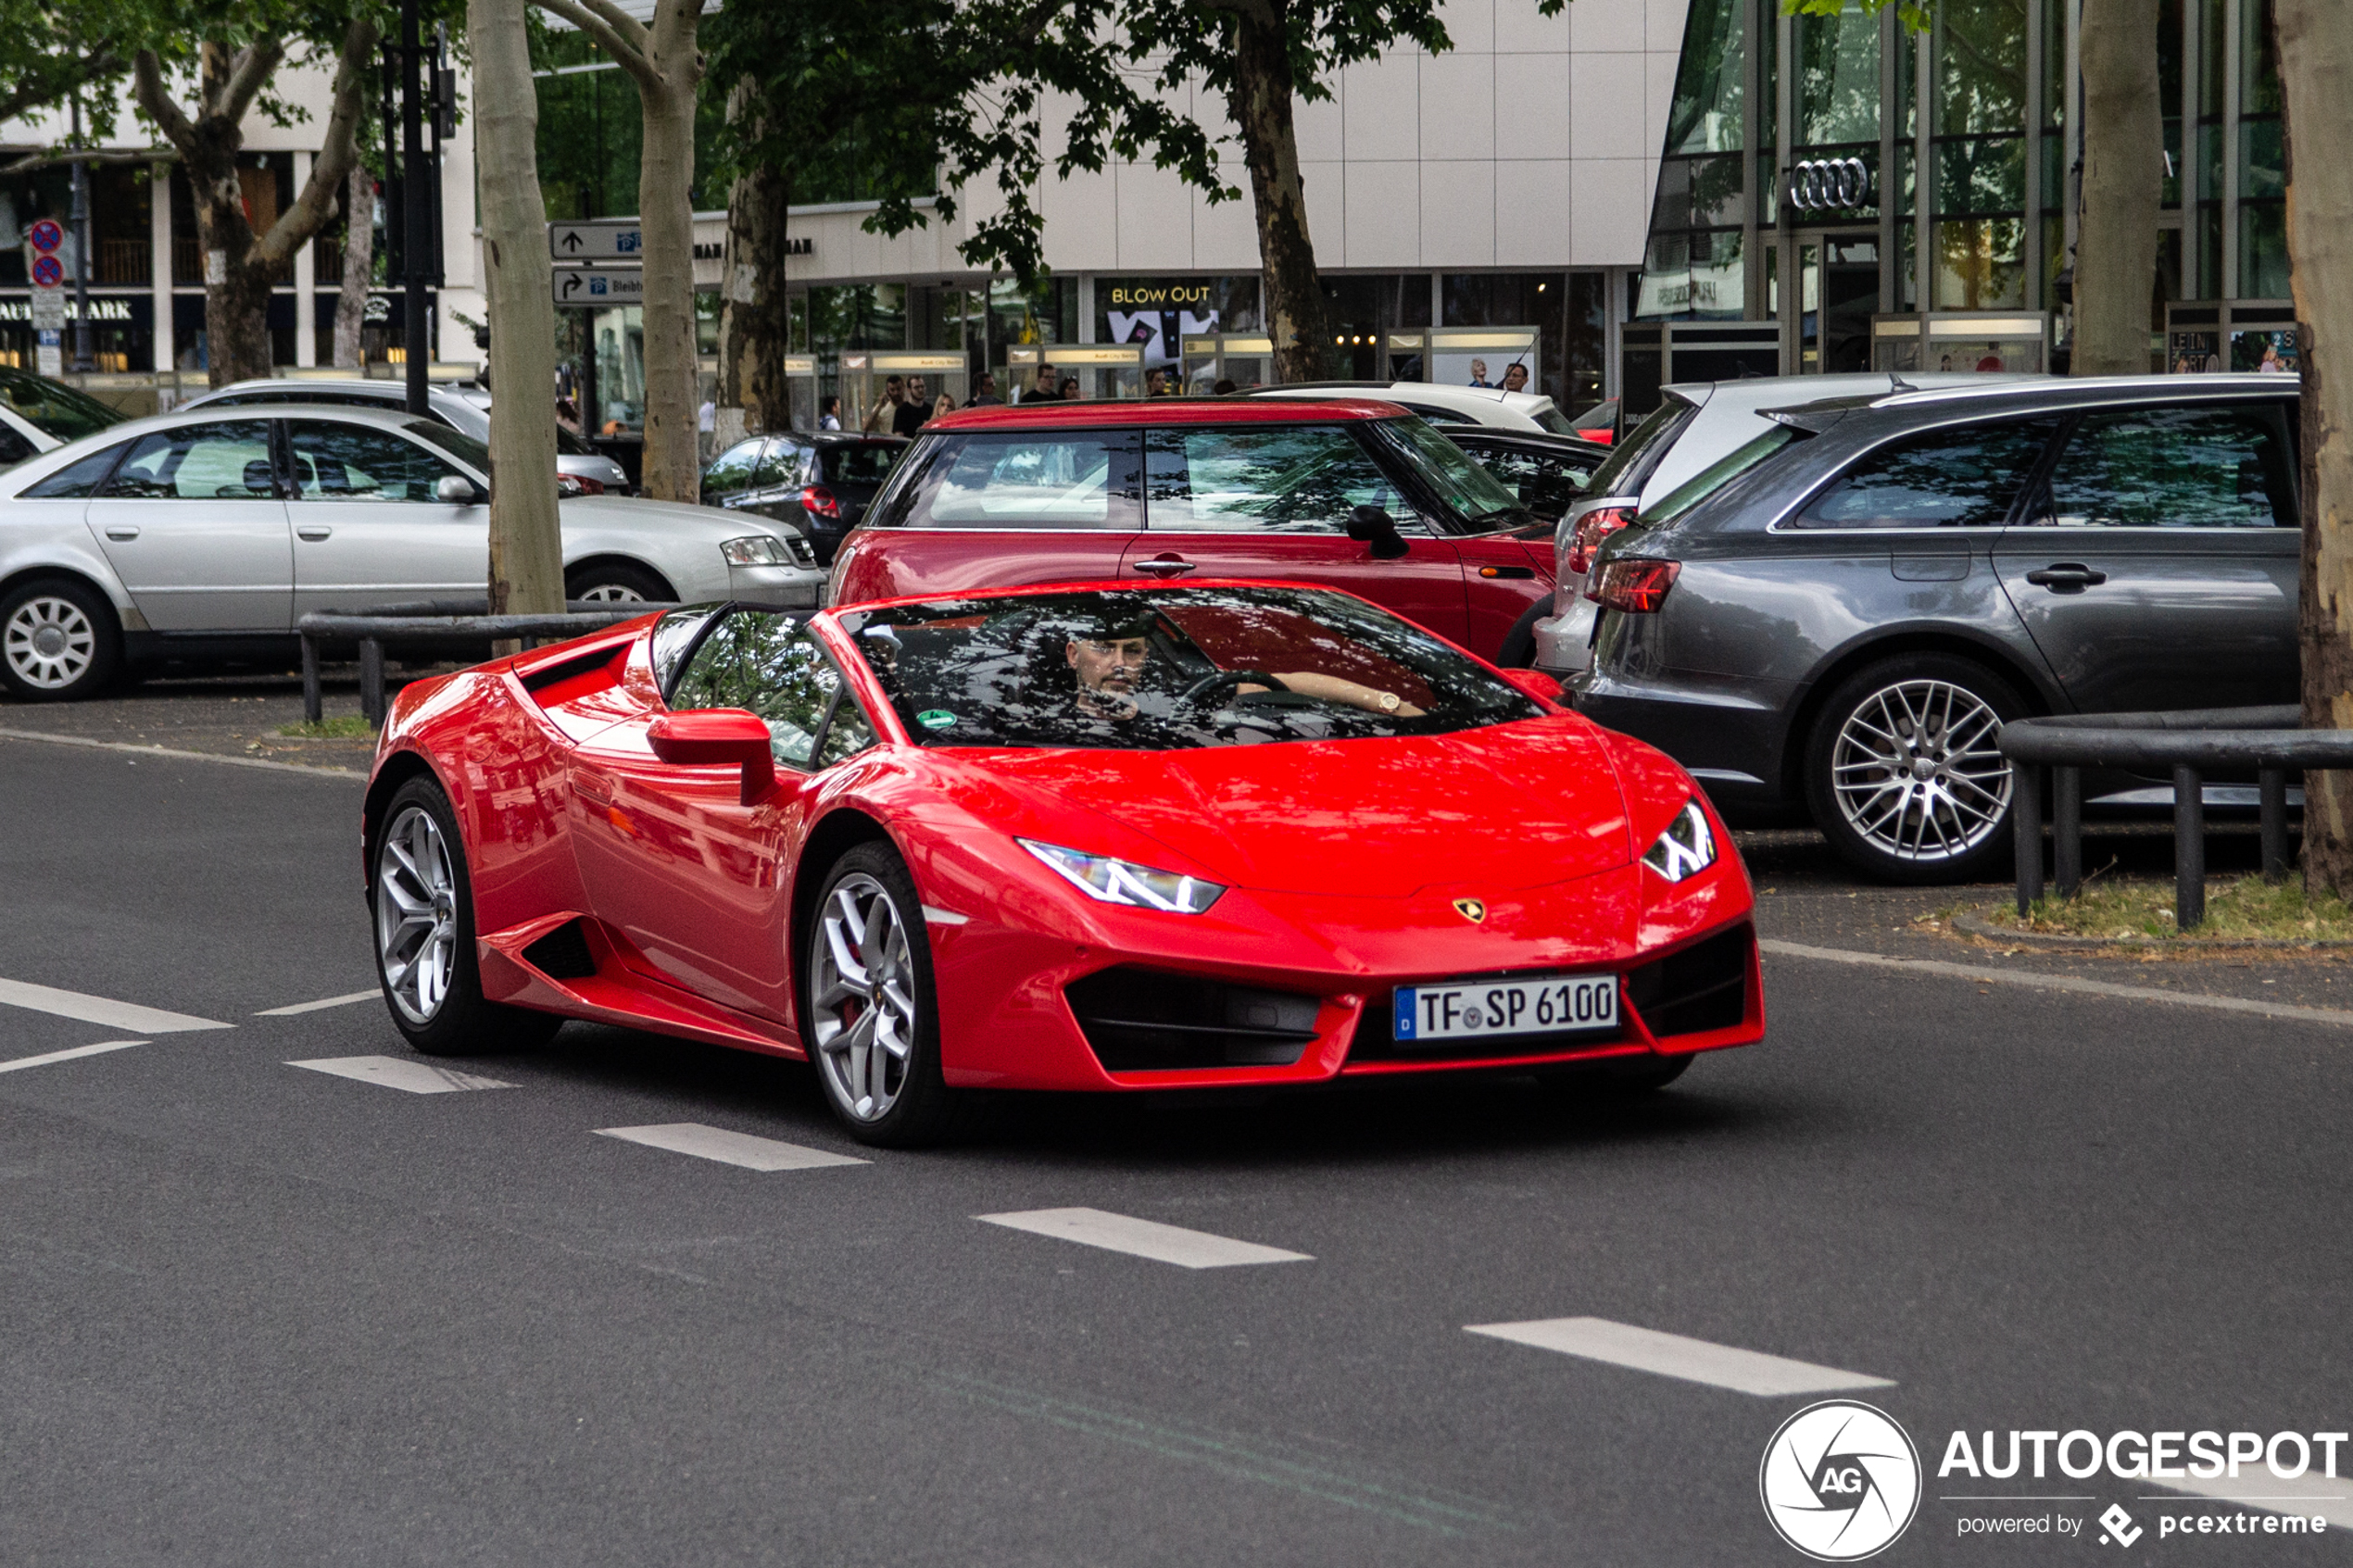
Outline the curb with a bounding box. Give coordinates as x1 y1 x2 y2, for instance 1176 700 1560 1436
1949 907 2353 952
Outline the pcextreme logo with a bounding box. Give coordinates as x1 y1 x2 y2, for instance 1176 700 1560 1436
1760 1400 1924 1561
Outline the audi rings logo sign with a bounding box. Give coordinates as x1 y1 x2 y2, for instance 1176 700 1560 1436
1760 1400 1922 1561
1788 157 1873 214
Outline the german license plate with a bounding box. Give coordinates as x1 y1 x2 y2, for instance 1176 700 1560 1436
1392 972 1618 1044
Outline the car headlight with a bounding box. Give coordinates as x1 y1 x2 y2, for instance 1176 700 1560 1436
1641 797 1718 883
721 534 790 567
1019 838 1226 914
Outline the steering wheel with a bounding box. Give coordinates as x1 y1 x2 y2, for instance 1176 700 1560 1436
1179 669 1288 704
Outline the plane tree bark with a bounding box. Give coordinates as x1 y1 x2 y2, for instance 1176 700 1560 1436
2070 0 2161 375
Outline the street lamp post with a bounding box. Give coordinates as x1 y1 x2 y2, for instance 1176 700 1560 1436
400 0 430 414
69 98 94 374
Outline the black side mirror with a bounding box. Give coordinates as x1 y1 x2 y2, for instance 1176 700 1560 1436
1347 505 1410 560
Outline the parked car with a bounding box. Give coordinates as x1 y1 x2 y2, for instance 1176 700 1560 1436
1447 429 1612 521
364 580 1761 1144
1530 372 2039 673
178 377 632 495
1571 373 2299 884
703 432 907 565
0 366 128 469
1241 381 1590 436
828 397 1560 666
0 404 822 701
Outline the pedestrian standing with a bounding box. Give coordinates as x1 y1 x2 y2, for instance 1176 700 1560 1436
1499 363 1529 395
968 372 1002 406
864 375 906 433
894 376 932 437
1059 375 1081 400
819 395 842 431
1023 363 1059 402
932 391 956 420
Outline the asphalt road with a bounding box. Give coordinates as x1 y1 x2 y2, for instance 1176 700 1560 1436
3 734 2348 1565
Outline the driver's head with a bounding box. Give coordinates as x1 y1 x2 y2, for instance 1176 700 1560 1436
1064 608 1157 698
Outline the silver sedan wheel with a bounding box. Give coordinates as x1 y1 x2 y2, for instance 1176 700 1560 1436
4 595 96 690
573 582 646 603
1830 678 2011 863
809 872 918 1123
376 805 459 1024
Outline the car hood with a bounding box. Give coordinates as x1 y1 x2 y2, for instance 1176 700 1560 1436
965 719 1633 898
560 494 808 541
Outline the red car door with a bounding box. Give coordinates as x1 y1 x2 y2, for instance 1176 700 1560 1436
830 427 1143 604
1451 532 1556 658
567 609 872 1026
1120 424 1471 643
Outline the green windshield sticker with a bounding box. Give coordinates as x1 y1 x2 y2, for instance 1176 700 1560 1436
916 709 958 730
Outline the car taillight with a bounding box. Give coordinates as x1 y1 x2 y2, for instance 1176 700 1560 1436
801 484 842 521
1587 558 1680 613
570 474 606 495
1566 505 1637 575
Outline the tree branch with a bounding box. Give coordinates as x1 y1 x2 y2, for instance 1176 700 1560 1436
0 44 126 126
253 19 380 272
528 0 651 84
217 36 286 127
131 47 195 153
0 145 174 177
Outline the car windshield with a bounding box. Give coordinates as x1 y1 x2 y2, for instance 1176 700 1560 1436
821 443 901 483
1 369 125 442
837 585 1542 752
1641 426 1804 524
1526 401 1580 436
402 419 490 474
1369 417 1527 528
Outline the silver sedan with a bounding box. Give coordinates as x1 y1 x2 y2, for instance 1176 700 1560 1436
0 403 824 700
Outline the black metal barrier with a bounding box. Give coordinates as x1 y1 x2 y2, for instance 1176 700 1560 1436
1997 705 2346 930
297 598 672 728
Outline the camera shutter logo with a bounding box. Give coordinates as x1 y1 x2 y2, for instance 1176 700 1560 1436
1759 1400 1921 1561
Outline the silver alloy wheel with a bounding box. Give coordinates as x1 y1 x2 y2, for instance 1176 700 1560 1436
4 595 96 690
1830 678 2011 863
376 804 459 1024
573 582 646 603
809 872 918 1122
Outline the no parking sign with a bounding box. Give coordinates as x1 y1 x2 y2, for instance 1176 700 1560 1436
30 254 63 287
27 217 62 254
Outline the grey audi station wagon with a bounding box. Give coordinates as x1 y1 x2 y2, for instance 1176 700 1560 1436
1573 373 2299 884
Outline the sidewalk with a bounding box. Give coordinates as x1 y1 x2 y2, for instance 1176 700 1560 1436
0 669 394 772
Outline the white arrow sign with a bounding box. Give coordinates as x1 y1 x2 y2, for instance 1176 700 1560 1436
548 220 644 259
553 268 644 307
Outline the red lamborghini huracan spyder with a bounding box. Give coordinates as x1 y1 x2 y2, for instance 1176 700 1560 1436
364 581 1762 1145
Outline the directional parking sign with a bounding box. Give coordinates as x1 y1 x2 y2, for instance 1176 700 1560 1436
547 220 643 260
27 218 62 253
553 267 644 307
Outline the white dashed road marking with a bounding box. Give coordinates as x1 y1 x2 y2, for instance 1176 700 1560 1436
255 990 380 1017
0 1040 146 1075
287 1056 516 1094
0 978 231 1035
1466 1317 1894 1397
2147 1473 2353 1532
977 1208 1312 1269
596 1123 870 1171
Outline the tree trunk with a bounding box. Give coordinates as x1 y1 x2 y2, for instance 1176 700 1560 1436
716 77 794 443
333 161 374 369
1223 1 1327 383
2279 0 2353 896
635 0 707 502
192 173 276 384
2071 0 2161 376
469 0 566 618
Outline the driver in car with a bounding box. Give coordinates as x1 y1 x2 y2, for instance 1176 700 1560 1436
1066 615 1426 721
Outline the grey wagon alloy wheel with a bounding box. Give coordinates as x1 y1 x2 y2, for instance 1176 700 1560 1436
4 594 97 691
376 805 459 1025
809 872 920 1123
1829 677 2012 863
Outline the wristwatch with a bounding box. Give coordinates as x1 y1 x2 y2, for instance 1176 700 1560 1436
1375 690 1402 714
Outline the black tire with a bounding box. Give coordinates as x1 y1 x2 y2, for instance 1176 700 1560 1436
1494 597 1551 669
1803 652 2028 885
371 775 563 1057
0 576 120 702
801 841 964 1147
564 561 673 605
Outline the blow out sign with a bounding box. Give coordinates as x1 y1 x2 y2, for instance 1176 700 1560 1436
1108 283 1211 307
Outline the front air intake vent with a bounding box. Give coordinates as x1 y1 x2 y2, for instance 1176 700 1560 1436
1625 923 1752 1038
1064 968 1321 1073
